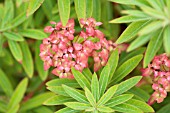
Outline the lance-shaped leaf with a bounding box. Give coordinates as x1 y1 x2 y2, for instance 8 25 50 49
98 85 118 106
20 41 34 78
8 40 23 62
105 94 134 107
27 0 44 16
99 65 110 98
8 78 28 110
71 68 91 90
157 103 170 113
7 104 20 113
91 72 99 102
74 0 86 21
108 0 146 6
143 30 163 67
92 0 101 21
34 106 53 113
114 76 142 96
163 25 170 55
111 103 143 113
82 68 92 82
46 78 80 88
86 0 93 18
116 20 150 44
111 55 143 83
20 92 55 111
0 69 13 97
64 102 91 110
97 106 114 113
58 0 70 26
85 87 96 106
62 85 88 103
47 86 69 97
125 99 154 112
35 41 48 81
44 95 74 106
0 100 7 112
19 29 47 40
55 107 79 113
3 32 24 41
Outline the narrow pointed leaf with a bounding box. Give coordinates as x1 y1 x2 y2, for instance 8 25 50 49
44 95 74 105
58 0 70 26
20 92 55 111
8 40 23 62
125 99 154 112
7 104 20 113
143 30 163 67
55 107 79 113
0 100 7 112
62 85 88 103
85 87 96 106
82 68 92 82
99 65 110 97
163 25 170 55
64 102 91 110
86 0 93 18
91 72 99 102
116 20 150 44
27 0 44 16
157 103 170 113
92 0 101 21
98 85 118 106
74 0 86 21
71 68 91 90
97 106 114 113
8 78 28 109
3 32 24 41
34 106 53 113
105 94 134 107
111 55 143 83
20 41 34 78
114 76 142 96
0 69 13 97
121 10 149 17
19 29 47 40
46 78 80 88
47 86 69 97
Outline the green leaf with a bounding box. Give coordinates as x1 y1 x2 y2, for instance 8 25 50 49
19 29 47 40
86 0 93 18
109 15 151 23
127 34 152 52
0 100 7 112
55 107 79 113
98 85 118 106
35 41 48 81
112 103 143 113
108 49 119 81
82 68 92 82
157 103 170 113
27 0 44 16
46 78 80 88
97 106 114 112
34 106 53 113
163 25 170 55
85 87 96 106
7 104 19 113
16 0 23 7
71 68 91 90
74 0 86 21
3 32 24 41
143 30 163 67
119 48 146 66
91 72 99 102
121 10 149 17
64 102 91 110
105 94 134 107
114 76 142 96
111 55 143 83
62 85 88 103
8 40 23 62
92 0 101 21
20 41 34 78
147 0 162 11
125 99 154 112
108 0 145 6
99 65 110 97
47 86 69 97
116 20 150 44
58 0 70 26
8 78 28 109
167 0 170 12
20 92 54 111
139 20 164 36
0 68 13 97
44 95 74 106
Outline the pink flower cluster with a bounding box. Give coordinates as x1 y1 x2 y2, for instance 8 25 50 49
40 18 126 78
141 54 170 105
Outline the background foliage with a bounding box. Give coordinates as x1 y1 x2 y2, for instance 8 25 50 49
0 0 169 113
